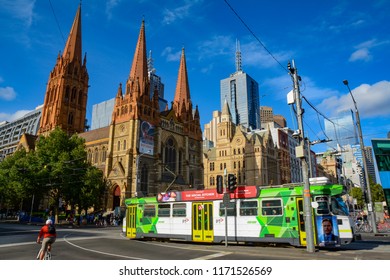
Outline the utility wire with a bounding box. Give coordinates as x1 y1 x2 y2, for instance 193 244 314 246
224 0 288 73
48 0 66 45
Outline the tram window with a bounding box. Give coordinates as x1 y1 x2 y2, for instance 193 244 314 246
240 200 258 216
173 203 186 217
330 197 349 215
219 203 236 216
261 199 282 216
315 196 330 215
158 204 171 217
144 205 156 217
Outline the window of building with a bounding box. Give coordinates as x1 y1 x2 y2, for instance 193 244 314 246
164 138 176 172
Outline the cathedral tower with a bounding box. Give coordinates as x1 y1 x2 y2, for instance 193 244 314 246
39 4 89 135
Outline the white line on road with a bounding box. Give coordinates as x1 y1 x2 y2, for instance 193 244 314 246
191 252 232 260
63 234 146 260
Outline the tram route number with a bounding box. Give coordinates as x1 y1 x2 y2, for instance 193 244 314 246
212 266 272 276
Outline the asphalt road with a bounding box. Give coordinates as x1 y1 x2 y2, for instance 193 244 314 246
0 222 389 260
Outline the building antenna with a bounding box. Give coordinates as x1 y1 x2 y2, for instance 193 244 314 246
235 39 242 72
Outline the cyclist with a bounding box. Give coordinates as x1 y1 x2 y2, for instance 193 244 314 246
36 219 57 260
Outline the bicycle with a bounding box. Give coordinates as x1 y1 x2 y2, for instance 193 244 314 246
36 248 52 260
354 219 372 233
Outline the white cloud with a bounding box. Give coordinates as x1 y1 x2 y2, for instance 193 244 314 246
162 0 203 25
0 110 31 123
161 47 182 62
318 80 390 118
0 0 36 28
0 86 17 101
349 48 372 62
105 0 121 20
349 39 390 62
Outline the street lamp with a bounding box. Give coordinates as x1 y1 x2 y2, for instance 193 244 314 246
343 80 377 233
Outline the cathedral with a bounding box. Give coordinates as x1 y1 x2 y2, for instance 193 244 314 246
37 5 203 210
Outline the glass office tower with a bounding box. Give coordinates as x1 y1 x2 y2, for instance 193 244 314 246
220 71 260 130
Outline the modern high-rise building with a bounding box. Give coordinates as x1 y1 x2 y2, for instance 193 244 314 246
220 40 260 130
0 105 42 161
324 110 358 149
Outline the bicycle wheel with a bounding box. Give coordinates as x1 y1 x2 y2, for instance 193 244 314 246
36 249 42 260
363 223 372 233
45 251 52 260
354 224 361 233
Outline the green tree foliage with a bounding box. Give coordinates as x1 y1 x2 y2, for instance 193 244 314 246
0 127 109 216
371 183 385 203
350 187 364 209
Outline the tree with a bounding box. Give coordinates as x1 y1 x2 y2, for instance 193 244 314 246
350 187 364 209
0 127 109 221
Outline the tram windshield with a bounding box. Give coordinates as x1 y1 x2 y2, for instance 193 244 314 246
330 196 349 216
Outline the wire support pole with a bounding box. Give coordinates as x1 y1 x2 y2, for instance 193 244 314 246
289 60 315 253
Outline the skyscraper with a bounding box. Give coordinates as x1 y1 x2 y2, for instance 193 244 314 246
324 110 358 149
220 40 260 130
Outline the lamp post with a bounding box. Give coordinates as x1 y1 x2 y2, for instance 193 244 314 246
343 80 377 233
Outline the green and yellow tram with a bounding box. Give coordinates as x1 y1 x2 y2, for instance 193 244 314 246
124 182 353 247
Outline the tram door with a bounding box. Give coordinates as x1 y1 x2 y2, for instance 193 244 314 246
126 205 137 238
192 202 214 242
297 198 317 246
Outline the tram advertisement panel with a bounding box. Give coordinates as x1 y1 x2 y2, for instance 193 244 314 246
156 186 259 203
316 215 340 246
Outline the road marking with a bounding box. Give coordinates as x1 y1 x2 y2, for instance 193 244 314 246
192 252 232 260
63 234 145 260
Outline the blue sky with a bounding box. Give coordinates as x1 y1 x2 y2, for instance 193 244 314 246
0 0 389 153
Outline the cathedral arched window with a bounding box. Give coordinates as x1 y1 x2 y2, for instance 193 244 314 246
68 112 74 125
94 148 99 164
164 138 176 172
140 164 149 195
87 150 92 163
117 141 120 151
123 140 127 150
71 87 76 103
65 86 70 102
101 147 107 162
78 91 83 104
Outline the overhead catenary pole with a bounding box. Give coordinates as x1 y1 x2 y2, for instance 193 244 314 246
343 80 377 233
288 60 315 253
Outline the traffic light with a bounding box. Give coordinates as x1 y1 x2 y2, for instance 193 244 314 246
216 175 223 194
227 173 237 191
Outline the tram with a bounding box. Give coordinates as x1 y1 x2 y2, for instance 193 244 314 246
124 181 353 247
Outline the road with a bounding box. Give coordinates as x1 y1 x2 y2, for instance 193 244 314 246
0 222 389 260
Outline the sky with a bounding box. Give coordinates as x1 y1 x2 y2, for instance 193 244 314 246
0 0 389 153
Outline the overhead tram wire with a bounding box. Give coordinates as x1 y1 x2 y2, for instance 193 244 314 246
224 0 358 151
224 0 288 74
48 0 66 45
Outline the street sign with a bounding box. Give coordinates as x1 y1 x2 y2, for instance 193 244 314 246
223 193 230 205
220 202 235 208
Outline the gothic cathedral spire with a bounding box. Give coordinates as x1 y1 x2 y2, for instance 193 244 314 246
173 48 191 118
39 4 89 136
111 19 159 125
172 48 201 140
